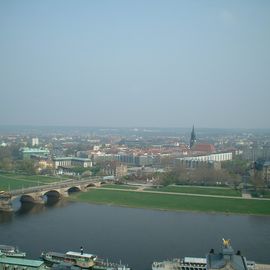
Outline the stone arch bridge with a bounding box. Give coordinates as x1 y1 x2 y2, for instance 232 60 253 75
0 178 104 212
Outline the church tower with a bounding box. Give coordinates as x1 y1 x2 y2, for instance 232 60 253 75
190 125 196 149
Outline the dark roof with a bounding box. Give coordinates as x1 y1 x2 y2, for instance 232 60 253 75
207 254 247 270
207 244 247 270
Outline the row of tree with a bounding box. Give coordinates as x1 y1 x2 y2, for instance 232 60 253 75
157 164 241 187
157 157 268 191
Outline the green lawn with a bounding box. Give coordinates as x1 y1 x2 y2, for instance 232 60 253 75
0 172 67 191
263 190 270 198
145 185 241 197
70 189 270 215
102 184 139 190
257 190 270 199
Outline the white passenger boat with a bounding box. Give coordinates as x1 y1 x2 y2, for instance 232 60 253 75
0 245 26 258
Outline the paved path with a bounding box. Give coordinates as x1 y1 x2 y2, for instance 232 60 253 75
242 193 252 199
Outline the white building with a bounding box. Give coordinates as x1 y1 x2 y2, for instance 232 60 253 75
53 157 92 169
178 152 233 163
176 152 233 169
32 137 39 146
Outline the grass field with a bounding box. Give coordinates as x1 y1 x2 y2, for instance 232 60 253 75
145 185 241 197
257 190 270 199
0 172 67 191
102 184 139 190
263 191 270 198
71 189 270 215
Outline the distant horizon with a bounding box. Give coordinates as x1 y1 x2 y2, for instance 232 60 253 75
1 123 270 131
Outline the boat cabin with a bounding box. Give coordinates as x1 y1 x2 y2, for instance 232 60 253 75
65 252 96 260
65 252 97 268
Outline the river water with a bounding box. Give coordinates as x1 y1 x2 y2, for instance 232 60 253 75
0 200 270 270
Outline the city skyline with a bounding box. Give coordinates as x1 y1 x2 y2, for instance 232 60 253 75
1 1 270 129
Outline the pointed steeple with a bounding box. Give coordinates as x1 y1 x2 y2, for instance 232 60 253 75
190 125 196 149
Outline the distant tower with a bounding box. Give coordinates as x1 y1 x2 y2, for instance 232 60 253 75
190 125 196 149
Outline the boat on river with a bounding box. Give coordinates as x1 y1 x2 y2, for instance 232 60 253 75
152 239 259 270
0 245 26 258
92 258 131 270
41 251 97 268
41 250 131 270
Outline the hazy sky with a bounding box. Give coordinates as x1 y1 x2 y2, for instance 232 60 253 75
0 1 270 128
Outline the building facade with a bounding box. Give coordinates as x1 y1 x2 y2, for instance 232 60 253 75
20 148 50 160
53 157 92 169
31 138 39 146
176 152 233 169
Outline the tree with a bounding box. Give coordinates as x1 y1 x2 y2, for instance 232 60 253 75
250 170 264 189
0 144 22 172
0 146 12 164
90 166 101 176
16 159 37 175
82 170 92 178
159 164 188 186
0 158 14 171
222 159 250 176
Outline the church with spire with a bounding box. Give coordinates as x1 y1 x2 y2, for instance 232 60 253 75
189 125 196 149
178 125 233 168
189 125 216 153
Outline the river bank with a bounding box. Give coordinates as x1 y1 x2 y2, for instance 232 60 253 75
69 188 270 216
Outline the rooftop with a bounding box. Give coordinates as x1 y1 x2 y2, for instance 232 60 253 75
192 143 216 153
207 240 248 270
53 157 91 162
20 147 49 153
0 257 45 267
66 251 97 259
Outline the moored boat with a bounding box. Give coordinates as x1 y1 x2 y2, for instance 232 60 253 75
41 250 131 270
152 239 257 270
93 257 131 270
152 257 207 270
0 245 26 258
41 251 97 268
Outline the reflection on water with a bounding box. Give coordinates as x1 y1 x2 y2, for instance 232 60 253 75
0 197 69 223
17 198 69 214
17 202 40 214
0 211 13 223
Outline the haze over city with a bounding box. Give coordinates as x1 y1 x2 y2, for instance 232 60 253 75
1 0 270 128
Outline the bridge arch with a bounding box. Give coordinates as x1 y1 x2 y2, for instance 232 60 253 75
86 183 96 188
43 190 62 198
67 186 81 193
20 194 43 203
